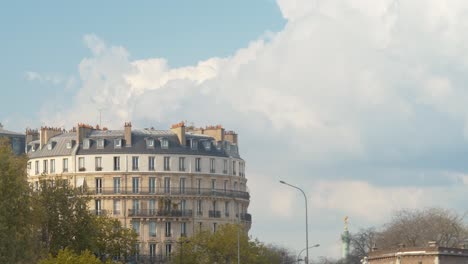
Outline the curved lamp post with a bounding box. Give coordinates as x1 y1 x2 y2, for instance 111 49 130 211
279 180 310 264
297 244 320 263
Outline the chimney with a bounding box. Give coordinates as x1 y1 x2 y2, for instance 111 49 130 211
40 126 64 148
171 122 186 145
25 129 39 145
124 122 132 147
203 125 225 142
224 130 238 144
76 123 94 144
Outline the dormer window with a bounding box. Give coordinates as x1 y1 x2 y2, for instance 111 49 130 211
161 139 169 149
146 138 155 148
191 140 198 150
31 145 36 152
66 141 72 149
83 139 90 149
114 139 122 148
203 141 211 151
97 139 105 149
47 143 53 150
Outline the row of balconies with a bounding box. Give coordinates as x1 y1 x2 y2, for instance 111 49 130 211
87 187 250 200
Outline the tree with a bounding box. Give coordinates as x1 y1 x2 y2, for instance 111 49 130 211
39 248 109 264
171 224 290 264
0 138 34 263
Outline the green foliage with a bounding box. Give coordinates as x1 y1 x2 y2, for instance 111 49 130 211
38 248 107 264
171 224 287 264
0 138 34 263
94 216 138 261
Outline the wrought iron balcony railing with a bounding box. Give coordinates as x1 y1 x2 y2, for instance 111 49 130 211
128 209 193 218
209 210 221 218
85 187 250 199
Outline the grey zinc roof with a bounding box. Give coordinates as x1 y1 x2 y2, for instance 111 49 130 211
0 127 24 137
27 129 241 159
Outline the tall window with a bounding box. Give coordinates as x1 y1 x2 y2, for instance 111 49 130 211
164 178 171 194
133 199 140 212
149 199 156 214
95 199 101 215
113 177 121 194
165 222 172 237
50 159 55 173
180 199 186 211
43 160 48 174
149 177 156 194
78 157 84 171
197 200 203 216
132 156 139 171
132 221 140 235
95 178 102 194
213 223 217 233
197 179 201 194
224 180 228 192
164 199 171 211
179 157 185 171
164 156 170 171
62 158 68 172
149 221 157 237
95 157 102 171
211 179 216 190
181 222 187 237
113 200 121 215
113 156 120 171
223 159 228 174
148 156 155 171
225 201 230 217
35 160 39 175
210 158 215 173
233 161 236 175
179 178 186 194
165 244 172 256
195 158 201 172
132 177 139 194
149 244 156 257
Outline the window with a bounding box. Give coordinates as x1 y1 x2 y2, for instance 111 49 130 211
47 143 53 150
63 158 68 172
66 141 72 149
161 139 169 149
164 156 170 171
149 177 156 194
197 179 201 194
78 157 85 171
164 178 171 194
210 158 215 173
149 199 156 214
35 161 39 175
113 200 121 215
165 243 172 256
43 160 48 174
132 156 139 171
95 199 101 215
181 222 187 237
133 199 140 213
224 180 228 192
96 178 102 194
95 157 102 171
132 221 140 236
225 201 229 217
27 162 31 170
180 199 186 211
223 159 228 174
114 139 122 148
211 179 216 190
179 178 186 194
97 139 105 149
233 161 236 175
146 138 154 148
50 159 55 173
179 157 185 171
197 200 203 216
164 199 171 211
203 141 211 151
195 158 201 172
83 139 90 149
113 178 121 194
213 223 217 233
234 182 238 191
132 177 139 194
148 156 155 171
149 244 157 257
199 222 203 232
165 222 172 237
149 221 157 237
113 157 120 171
191 140 198 150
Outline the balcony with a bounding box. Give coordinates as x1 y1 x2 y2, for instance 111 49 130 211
209 210 221 218
86 187 250 200
128 209 193 218
92 209 109 216
240 213 252 222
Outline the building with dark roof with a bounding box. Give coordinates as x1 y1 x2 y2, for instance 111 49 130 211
26 122 250 261
0 123 25 155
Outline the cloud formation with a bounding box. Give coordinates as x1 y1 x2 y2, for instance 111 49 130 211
33 0 468 257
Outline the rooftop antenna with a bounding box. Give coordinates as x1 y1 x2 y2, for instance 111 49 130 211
98 108 104 128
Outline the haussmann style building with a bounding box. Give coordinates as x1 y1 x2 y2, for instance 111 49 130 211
25 122 251 261
0 123 25 155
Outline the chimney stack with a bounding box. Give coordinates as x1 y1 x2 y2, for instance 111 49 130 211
40 127 64 148
203 125 225 142
124 122 132 147
224 130 238 144
171 122 186 145
76 123 94 144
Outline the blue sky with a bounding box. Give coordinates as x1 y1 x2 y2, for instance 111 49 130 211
5 0 468 260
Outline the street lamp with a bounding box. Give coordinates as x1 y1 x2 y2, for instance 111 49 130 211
297 244 320 263
280 180 310 264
